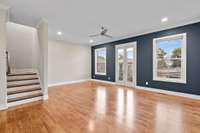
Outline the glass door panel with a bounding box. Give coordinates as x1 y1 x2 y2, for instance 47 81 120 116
117 49 124 81
126 48 134 83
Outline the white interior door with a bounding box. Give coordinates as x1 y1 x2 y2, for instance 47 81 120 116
115 42 137 87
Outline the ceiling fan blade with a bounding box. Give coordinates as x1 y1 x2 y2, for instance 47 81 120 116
103 34 113 38
89 34 100 37
101 29 108 35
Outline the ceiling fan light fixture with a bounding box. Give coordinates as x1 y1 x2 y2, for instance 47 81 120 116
161 17 168 23
57 31 62 36
89 39 94 43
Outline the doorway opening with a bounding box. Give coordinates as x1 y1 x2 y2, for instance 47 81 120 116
115 42 137 87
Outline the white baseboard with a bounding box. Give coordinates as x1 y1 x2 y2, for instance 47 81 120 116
48 78 200 100
135 85 200 100
90 79 116 85
0 104 8 111
48 79 90 87
43 94 48 100
90 79 200 100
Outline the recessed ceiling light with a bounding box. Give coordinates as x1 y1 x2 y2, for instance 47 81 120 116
89 39 94 43
161 17 168 22
57 31 62 35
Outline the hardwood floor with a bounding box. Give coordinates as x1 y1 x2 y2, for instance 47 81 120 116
0 81 200 133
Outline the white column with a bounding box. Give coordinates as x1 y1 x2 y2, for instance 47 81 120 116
0 4 9 110
37 19 48 100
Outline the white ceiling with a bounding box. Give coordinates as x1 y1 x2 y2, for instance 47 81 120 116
2 0 200 45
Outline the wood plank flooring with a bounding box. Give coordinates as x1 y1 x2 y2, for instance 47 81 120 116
0 81 200 133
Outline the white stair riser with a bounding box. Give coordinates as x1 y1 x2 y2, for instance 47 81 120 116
11 69 37 74
7 80 40 88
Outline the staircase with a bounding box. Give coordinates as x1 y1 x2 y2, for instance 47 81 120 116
7 70 43 107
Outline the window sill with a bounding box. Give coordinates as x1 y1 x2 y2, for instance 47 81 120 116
153 78 186 84
95 73 107 76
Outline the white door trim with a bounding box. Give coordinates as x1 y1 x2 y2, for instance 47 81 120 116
115 42 137 87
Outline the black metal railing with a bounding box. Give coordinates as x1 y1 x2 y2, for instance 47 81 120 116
6 51 11 75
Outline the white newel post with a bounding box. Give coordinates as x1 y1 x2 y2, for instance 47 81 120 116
37 19 48 100
0 5 9 110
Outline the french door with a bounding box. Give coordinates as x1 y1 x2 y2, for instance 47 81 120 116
115 42 137 87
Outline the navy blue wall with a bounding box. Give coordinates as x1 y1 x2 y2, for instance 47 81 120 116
91 22 200 95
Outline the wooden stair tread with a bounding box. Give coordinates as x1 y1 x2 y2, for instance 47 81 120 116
6 69 42 107
8 90 42 99
8 72 37 76
8 92 43 103
7 80 40 88
7 85 41 95
7 78 38 82
7 75 38 82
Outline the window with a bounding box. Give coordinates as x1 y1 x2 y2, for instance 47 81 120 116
95 47 106 75
153 33 187 83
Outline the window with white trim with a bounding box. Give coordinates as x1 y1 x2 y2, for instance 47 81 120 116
95 47 106 75
153 33 187 83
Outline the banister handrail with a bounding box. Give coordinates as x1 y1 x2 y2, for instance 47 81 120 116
6 51 11 75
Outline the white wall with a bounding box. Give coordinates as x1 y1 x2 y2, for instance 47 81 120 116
6 22 39 69
48 40 91 86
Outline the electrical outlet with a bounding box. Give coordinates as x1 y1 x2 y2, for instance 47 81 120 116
93 75 95 78
108 77 111 80
145 82 149 85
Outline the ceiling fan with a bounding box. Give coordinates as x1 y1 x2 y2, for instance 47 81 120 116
89 26 113 38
